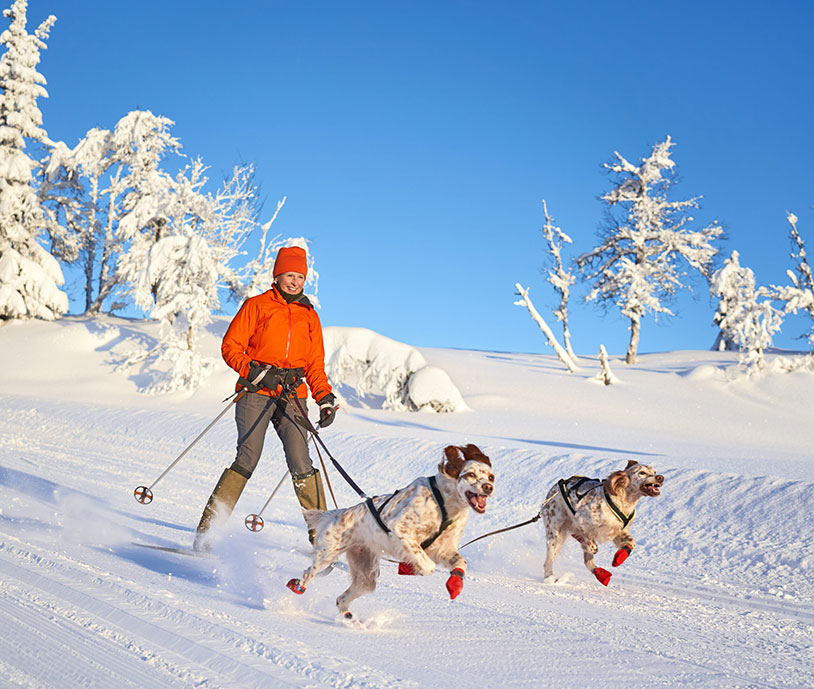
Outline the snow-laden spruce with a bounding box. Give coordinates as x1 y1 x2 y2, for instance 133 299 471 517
0 0 73 320
323 327 467 412
578 136 723 364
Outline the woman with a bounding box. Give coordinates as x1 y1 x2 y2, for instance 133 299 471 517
194 245 336 551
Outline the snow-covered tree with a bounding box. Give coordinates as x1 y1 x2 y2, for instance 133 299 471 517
0 0 72 319
768 212 814 349
578 136 723 364
710 250 784 369
540 200 577 360
116 161 293 394
54 111 182 315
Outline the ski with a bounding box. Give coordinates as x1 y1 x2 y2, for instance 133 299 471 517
132 542 209 558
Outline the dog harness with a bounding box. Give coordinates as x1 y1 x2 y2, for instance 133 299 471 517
376 476 456 549
420 476 457 550
557 475 635 528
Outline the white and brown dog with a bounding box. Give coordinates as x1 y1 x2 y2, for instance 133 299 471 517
286 444 495 619
542 460 664 586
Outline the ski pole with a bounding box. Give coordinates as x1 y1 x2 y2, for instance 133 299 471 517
244 470 289 532
134 365 270 505
243 415 339 532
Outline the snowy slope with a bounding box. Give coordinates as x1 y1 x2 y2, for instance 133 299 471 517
0 316 812 689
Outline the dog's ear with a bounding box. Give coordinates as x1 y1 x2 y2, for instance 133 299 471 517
625 459 638 470
605 470 629 496
460 443 491 467
439 445 466 478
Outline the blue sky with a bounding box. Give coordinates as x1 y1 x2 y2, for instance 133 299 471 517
31 0 814 355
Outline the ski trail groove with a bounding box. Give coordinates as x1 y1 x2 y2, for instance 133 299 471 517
0 542 421 689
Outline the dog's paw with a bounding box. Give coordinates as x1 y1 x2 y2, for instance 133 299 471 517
416 562 436 576
397 562 416 575
544 572 573 585
612 546 631 567
446 568 464 600
594 568 611 586
286 578 306 595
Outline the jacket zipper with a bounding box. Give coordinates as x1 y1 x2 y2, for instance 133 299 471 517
284 303 292 364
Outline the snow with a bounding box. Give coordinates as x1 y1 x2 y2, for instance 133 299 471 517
1 315 812 689
323 326 466 412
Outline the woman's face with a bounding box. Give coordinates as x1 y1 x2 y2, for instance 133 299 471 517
276 272 305 295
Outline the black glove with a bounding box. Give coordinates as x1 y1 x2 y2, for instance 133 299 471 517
247 362 282 391
318 394 337 428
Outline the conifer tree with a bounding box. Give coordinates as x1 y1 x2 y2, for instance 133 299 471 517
0 0 71 319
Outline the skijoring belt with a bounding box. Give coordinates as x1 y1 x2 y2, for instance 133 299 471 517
238 364 305 394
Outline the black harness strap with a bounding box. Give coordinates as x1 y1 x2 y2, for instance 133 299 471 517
603 489 635 528
372 476 455 549
558 476 600 514
558 475 635 527
420 476 456 550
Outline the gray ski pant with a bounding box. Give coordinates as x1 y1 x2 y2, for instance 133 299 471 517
230 392 314 480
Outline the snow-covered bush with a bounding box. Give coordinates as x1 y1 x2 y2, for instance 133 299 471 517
323 327 468 413
710 250 784 370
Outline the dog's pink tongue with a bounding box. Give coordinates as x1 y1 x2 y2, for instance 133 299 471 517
476 495 487 510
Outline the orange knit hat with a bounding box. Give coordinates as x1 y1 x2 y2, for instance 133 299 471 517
273 246 308 277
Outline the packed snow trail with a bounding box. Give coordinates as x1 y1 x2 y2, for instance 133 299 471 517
1 321 812 688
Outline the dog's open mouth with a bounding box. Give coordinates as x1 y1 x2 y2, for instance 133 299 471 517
466 491 488 513
642 482 662 497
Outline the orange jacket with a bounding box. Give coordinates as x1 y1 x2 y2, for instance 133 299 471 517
221 287 332 401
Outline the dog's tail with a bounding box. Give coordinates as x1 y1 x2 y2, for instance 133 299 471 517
303 507 343 532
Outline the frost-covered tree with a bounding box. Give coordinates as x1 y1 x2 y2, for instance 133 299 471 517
57 111 182 315
710 250 784 369
115 161 241 392
0 0 72 319
768 212 814 349
116 161 293 393
578 136 723 363
541 200 577 360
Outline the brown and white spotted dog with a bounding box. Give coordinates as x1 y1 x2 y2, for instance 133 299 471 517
286 444 494 619
541 460 664 586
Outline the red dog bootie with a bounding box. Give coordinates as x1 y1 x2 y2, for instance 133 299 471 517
286 578 306 594
398 562 416 575
612 546 631 567
594 567 612 586
446 568 465 599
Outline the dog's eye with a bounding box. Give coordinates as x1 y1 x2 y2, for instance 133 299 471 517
463 472 476 480
488 474 494 482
